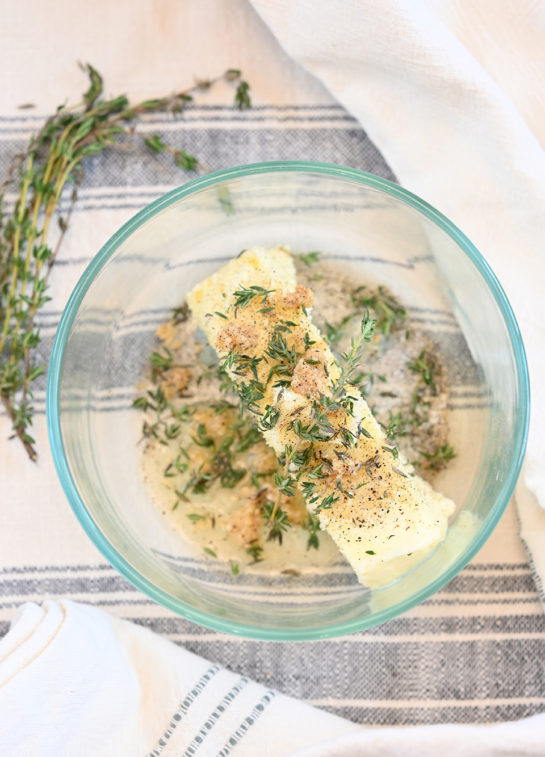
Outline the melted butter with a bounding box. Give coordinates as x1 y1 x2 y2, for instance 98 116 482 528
141 405 340 572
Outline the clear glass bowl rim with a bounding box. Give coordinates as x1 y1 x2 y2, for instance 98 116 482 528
46 161 530 641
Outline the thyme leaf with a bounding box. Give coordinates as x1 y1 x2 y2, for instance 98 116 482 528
233 284 274 308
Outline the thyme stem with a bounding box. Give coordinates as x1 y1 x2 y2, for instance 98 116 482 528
0 64 251 459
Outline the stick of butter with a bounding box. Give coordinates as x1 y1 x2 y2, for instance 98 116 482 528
188 247 454 587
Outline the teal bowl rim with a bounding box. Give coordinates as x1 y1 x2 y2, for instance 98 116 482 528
47 161 530 641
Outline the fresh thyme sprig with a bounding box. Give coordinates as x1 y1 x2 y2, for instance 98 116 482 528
0 63 251 459
327 311 376 414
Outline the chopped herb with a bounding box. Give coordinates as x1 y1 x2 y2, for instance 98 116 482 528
305 512 321 550
338 426 358 448
172 303 190 324
292 418 334 443
234 80 251 109
233 354 263 379
323 313 354 347
289 447 313 473
336 478 354 498
133 396 149 411
246 541 264 563
358 424 372 439
203 547 217 558
385 411 408 440
164 423 181 440
164 452 189 477
303 332 316 350
150 348 173 381
407 350 439 392
301 480 317 500
263 502 291 544
307 461 327 480
365 550 376 555
236 379 265 412
258 405 280 431
273 472 296 497
220 466 246 488
350 285 406 336
234 426 261 453
317 492 339 511
233 284 275 308
191 423 215 448
212 400 237 414
363 453 381 477
410 387 431 426
264 331 298 365
274 320 296 333
297 251 321 266
170 405 194 423
418 443 456 471
142 248 457 574
381 445 399 460
186 468 214 495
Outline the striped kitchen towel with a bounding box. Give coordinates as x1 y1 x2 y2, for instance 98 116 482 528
1 101 544 728
0 599 544 756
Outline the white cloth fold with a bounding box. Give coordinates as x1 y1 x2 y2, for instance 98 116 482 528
1 600 544 756
291 717 545 757
0 600 361 756
249 0 545 600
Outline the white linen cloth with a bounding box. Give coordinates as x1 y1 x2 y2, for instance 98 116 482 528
0 599 361 756
0 599 544 757
249 0 545 599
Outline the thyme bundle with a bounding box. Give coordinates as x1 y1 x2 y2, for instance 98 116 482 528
0 64 251 459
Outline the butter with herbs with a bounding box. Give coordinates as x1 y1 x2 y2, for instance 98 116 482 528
187 246 455 586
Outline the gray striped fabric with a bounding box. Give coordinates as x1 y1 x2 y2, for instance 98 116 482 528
1 105 544 729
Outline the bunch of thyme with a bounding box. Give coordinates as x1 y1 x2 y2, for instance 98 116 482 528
0 64 251 460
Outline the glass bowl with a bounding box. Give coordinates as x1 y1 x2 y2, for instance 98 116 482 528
47 162 529 640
